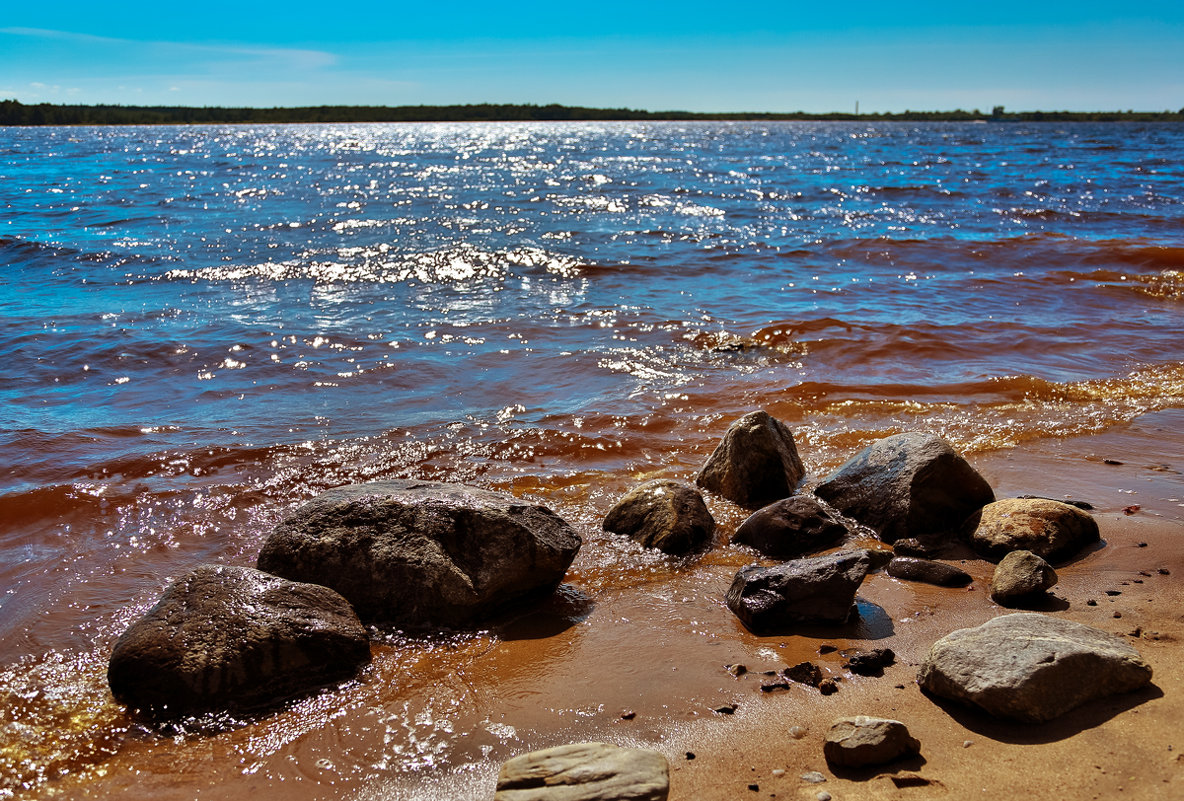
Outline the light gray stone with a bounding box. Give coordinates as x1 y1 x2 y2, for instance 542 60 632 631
494 742 669 801
603 480 714 554
695 411 805 509
823 716 920 768
990 550 1058 605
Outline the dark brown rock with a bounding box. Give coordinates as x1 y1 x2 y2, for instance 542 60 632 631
695 411 805 509
842 647 896 676
823 716 921 768
784 661 823 687
886 557 972 587
732 495 849 558
966 497 1100 562
725 550 871 634
603 479 714 554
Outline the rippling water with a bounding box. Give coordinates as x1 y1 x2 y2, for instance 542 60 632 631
2 121 1183 798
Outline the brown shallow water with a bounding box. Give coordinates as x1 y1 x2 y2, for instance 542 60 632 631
4 408 1181 800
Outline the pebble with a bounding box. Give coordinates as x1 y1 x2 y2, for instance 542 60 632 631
818 679 838 695
801 771 826 783
788 725 807 739
771 768 785 777
686 751 696 760
726 663 748 677
817 792 832 801
963 740 973 748
620 710 636 720
714 704 738 715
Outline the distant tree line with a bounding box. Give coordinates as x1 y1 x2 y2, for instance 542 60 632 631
1 99 1182 126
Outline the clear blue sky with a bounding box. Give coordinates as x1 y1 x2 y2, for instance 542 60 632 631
2 2 1182 112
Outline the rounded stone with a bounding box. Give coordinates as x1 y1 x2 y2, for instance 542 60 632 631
603 479 715 554
695 411 805 509
966 497 1099 562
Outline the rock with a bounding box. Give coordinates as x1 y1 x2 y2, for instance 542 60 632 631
917 613 1153 722
886 557 972 587
842 648 896 676
823 716 921 768
107 565 370 717
695 411 805 509
818 679 838 695
966 497 1100 562
815 432 994 543
785 661 823 687
603 479 714 554
990 550 1058 605
732 495 849 558
892 538 932 557
257 480 581 630
494 742 669 801
725 550 871 634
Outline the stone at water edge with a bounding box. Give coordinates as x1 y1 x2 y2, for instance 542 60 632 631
967 497 1100 563
886 556 972 587
732 494 849 559
990 550 1058 605
725 550 871 634
494 742 669 801
695 410 805 509
603 479 715 555
823 716 921 768
917 613 1152 722
815 431 994 544
257 480 581 630
107 565 370 718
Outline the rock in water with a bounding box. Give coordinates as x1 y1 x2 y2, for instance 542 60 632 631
725 550 871 634
966 497 1100 562
494 742 669 801
815 432 994 543
107 565 370 717
918 613 1152 722
990 550 1058 605
823 716 921 768
886 557 972 587
603 479 714 554
257 480 581 629
695 411 805 509
733 495 849 558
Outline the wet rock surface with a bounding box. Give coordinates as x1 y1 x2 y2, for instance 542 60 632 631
732 495 849 559
603 479 714 555
886 557 972 587
990 550 1058 605
823 716 921 768
725 550 871 634
842 647 896 676
966 497 1100 562
815 432 994 543
494 742 670 801
918 613 1153 722
257 480 581 629
695 411 805 509
107 565 370 718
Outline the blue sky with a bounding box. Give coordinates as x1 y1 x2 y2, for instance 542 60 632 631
2 2 1182 112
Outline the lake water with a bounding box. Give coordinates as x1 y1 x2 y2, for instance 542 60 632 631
2 120 1183 798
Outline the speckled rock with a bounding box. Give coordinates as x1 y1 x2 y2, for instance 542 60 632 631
732 495 849 559
494 742 669 801
966 497 1099 562
603 479 714 554
823 716 921 767
990 550 1058 605
695 411 805 509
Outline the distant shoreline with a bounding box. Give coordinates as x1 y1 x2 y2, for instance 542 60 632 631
3 99 1183 126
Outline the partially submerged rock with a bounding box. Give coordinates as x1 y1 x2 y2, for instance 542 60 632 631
603 479 714 555
257 480 581 630
695 411 805 509
823 716 921 768
725 550 871 634
990 550 1058 605
107 565 370 718
886 557 972 587
815 432 994 543
966 497 1100 562
732 495 849 559
494 742 669 801
918 613 1153 722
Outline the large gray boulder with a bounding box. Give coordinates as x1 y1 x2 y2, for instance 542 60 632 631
603 479 714 555
815 432 994 543
918 613 1153 722
725 550 871 634
823 716 921 768
990 550 1058 605
257 480 581 630
695 411 805 509
107 565 370 718
966 497 1099 562
494 742 669 801
732 494 849 559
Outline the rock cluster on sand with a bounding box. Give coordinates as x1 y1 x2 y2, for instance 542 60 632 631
918 613 1152 722
886 556 972 587
815 432 994 543
603 479 714 555
258 480 581 630
823 716 921 768
732 495 849 558
966 497 1100 562
494 742 670 801
990 550 1058 605
107 565 370 717
726 550 871 634
695 411 805 509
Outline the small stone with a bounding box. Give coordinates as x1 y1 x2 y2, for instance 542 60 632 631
842 648 896 676
1114 611 1122 618
823 716 921 768
818 644 838 654
887 557 972 587
725 550 872 634
726 663 748 677
771 768 786 777
1159 568 1171 575
686 752 696 760
801 771 826 783
714 704 738 715
962 740 973 748
990 550 1058 606
747 783 760 792
761 680 791 692
621 710 636 720
892 537 932 557
696 411 805 509
495 742 669 801
784 661 823 687
966 497 1099 563
733 495 849 559
818 679 838 695
1087 599 1098 606
817 793 832 801
604 479 715 555
1106 590 1122 596
1129 627 1142 637
788 725 807 739
891 774 932 788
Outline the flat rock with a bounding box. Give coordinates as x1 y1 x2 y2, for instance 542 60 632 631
494 742 669 801
733 495 849 559
725 550 871 634
695 411 805 509
966 497 1099 562
886 557 972 587
918 613 1153 722
603 479 714 555
843 647 896 676
823 716 921 768
257 480 581 630
815 432 994 543
990 550 1058 605
107 565 370 718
